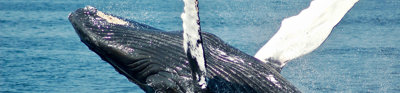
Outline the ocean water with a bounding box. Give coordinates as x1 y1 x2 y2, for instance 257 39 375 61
1 0 399 92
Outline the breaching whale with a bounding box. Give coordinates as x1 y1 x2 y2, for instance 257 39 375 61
69 6 299 92
68 0 358 92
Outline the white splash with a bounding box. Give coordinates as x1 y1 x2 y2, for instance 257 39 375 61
181 0 207 89
255 0 359 68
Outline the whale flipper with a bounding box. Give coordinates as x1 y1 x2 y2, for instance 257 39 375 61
181 0 208 91
255 0 359 70
69 6 300 92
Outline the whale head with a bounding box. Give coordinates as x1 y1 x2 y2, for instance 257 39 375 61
69 6 193 92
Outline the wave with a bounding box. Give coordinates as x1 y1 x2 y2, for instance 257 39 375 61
0 2 84 11
316 47 400 56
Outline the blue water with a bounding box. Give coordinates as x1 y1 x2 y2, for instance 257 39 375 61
1 0 399 92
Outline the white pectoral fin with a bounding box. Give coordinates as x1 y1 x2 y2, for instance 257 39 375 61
181 0 208 90
255 0 359 68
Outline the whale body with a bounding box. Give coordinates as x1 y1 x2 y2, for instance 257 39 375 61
69 6 300 93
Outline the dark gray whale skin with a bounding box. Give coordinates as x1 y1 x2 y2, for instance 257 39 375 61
68 6 300 93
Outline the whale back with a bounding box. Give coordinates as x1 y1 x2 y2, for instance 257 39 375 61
69 6 300 93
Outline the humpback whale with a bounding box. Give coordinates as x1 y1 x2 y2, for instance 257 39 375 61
69 6 299 92
68 0 358 92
